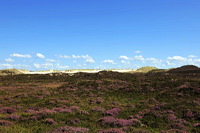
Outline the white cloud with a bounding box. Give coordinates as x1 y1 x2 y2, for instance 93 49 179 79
0 63 30 69
166 61 171 65
59 55 92 59
36 53 45 59
55 63 69 69
33 64 40 68
72 55 81 59
33 63 69 70
146 58 163 67
0 63 13 68
85 58 95 63
82 55 93 59
146 58 162 63
58 55 71 58
4 53 200 70
119 55 145 61
188 55 197 58
167 56 187 62
34 62 53 69
46 59 57 62
5 58 14 63
10 53 32 58
58 54 95 64
119 55 163 67
194 59 200 63
166 56 200 66
119 56 129 60
72 55 92 59
121 60 126 64
133 55 145 61
146 58 157 61
121 60 130 65
103 60 115 64
135 50 141 54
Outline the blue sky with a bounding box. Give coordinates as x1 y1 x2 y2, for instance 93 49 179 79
0 0 200 70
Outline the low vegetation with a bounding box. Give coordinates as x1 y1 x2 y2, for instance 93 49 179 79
136 66 158 73
0 65 200 132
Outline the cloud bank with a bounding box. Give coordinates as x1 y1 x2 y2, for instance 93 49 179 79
36 53 45 59
5 58 15 63
1 53 200 70
11 53 32 58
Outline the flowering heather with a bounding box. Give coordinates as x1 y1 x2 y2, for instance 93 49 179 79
98 128 126 133
0 107 16 114
87 92 96 97
25 109 37 114
60 105 68 109
88 99 96 104
49 98 58 101
38 108 56 114
167 114 177 121
79 110 89 115
169 123 187 130
97 87 102 90
45 118 57 125
113 119 141 127
143 110 163 118
113 119 133 127
67 118 81 124
164 110 175 114
29 115 38 121
96 80 103 84
111 102 120 106
150 104 165 111
161 129 188 133
91 107 105 112
66 126 89 133
26 107 40 111
51 126 89 133
104 108 121 117
175 119 190 126
52 107 72 113
41 91 51 96
36 95 44 99
194 88 200 94
125 104 135 109
178 83 192 89
0 120 13 126
69 106 80 111
48 100 56 104
193 99 200 105
1 66 200 132
27 108 57 120
184 110 195 120
50 126 68 133
96 97 104 104
132 114 143 119
16 105 23 109
98 116 117 125
58 99 68 103
139 109 151 115
14 93 28 98
193 123 200 127
147 98 158 104
6 114 20 120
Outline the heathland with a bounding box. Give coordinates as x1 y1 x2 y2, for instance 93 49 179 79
0 65 200 133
